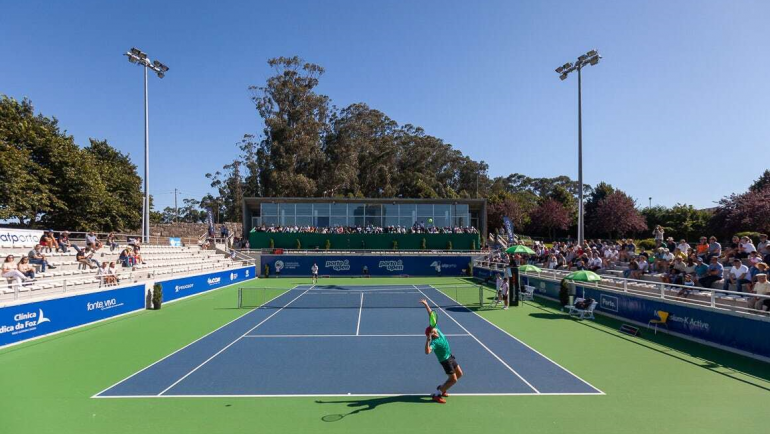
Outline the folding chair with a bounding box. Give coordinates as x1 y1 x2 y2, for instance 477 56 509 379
519 285 535 301
568 299 597 320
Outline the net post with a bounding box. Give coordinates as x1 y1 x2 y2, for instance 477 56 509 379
238 287 242 308
479 284 483 307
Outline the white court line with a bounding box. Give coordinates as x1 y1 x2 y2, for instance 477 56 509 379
156 285 314 396
94 392 603 399
92 284 300 398
242 334 471 338
356 293 363 335
414 285 541 394
428 284 605 395
304 291 421 295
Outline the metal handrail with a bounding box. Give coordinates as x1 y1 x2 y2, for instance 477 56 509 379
250 249 483 255
473 260 770 316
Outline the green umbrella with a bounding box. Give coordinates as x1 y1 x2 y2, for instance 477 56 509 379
505 245 535 255
564 270 602 282
518 264 542 273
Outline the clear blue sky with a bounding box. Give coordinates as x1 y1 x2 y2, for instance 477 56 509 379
2 0 768 211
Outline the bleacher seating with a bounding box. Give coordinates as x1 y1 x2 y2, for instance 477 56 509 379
1 243 248 304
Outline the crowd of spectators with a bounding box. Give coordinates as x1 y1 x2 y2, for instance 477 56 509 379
252 223 478 235
485 233 770 310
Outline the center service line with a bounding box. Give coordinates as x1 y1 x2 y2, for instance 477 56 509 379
356 292 364 336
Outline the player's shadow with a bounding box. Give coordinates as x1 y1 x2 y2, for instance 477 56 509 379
315 395 432 421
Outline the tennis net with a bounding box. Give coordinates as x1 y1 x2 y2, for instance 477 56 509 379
238 284 499 309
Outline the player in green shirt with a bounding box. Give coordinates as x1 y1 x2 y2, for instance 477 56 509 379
420 299 464 404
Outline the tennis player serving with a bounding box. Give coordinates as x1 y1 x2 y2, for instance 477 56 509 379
419 299 463 403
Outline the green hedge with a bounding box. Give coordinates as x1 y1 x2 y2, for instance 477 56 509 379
249 232 480 250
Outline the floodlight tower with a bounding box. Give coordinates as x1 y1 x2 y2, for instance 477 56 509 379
555 49 601 246
124 48 169 243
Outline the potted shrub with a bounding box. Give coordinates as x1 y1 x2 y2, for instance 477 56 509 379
392 240 398 250
152 283 163 310
471 240 476 250
269 238 275 249
421 238 427 250
295 238 301 249
325 239 331 250
446 240 453 250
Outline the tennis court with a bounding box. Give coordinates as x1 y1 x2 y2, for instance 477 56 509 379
95 284 602 397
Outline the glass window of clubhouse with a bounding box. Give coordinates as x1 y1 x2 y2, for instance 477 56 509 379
244 198 485 233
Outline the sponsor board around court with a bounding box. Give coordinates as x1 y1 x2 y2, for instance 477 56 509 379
261 255 473 276
0 265 257 348
520 275 770 360
0 284 145 347
159 265 256 302
0 228 45 248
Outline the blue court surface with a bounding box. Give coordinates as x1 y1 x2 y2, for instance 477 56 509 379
94 284 603 398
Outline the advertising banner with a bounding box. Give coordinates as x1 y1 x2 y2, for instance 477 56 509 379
0 284 146 347
261 255 473 277
160 265 256 302
523 276 770 359
0 228 45 248
168 237 182 247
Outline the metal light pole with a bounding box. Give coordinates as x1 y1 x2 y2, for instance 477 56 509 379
649 197 652 209
556 50 601 246
124 48 169 243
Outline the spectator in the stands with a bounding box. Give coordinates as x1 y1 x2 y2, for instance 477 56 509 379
86 231 103 251
724 236 741 261
107 232 119 252
677 274 696 298
3 255 33 286
654 248 669 273
39 230 58 253
749 262 768 289
695 237 709 260
587 252 603 272
637 254 649 275
57 231 80 254
653 226 664 247
623 258 639 279
133 245 145 264
108 262 120 284
693 257 709 285
698 256 724 288
547 254 558 269
220 225 230 238
663 257 686 285
677 239 691 256
28 245 55 272
119 248 135 267
16 256 36 280
758 234 770 257
723 258 751 293
707 236 722 262
673 247 687 262
665 237 677 252
748 251 762 266
97 263 108 287
738 236 756 259
76 247 99 269
749 273 769 311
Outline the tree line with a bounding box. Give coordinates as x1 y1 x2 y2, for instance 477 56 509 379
3 55 768 241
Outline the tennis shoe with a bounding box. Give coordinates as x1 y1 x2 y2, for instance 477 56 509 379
431 395 446 404
437 385 448 397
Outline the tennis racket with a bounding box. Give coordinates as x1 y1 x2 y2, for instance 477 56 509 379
429 310 438 328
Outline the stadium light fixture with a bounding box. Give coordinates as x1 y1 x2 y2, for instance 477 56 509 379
554 49 602 246
124 47 169 243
